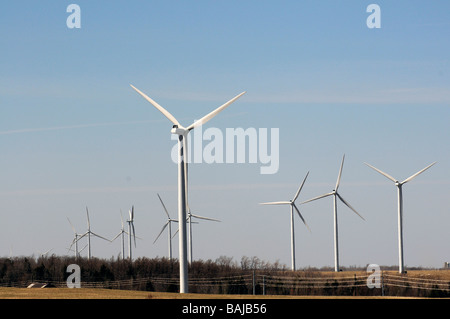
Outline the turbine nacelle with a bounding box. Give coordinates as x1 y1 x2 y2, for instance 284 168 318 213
171 125 189 136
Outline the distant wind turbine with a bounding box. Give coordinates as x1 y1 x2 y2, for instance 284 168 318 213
8 245 13 260
85 207 111 260
301 155 364 272
67 217 86 259
260 172 310 271
37 248 53 258
111 210 128 260
130 84 245 293
127 206 137 260
187 209 221 264
154 194 178 260
364 161 436 274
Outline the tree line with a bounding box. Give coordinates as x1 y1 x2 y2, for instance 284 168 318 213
1 255 448 297
0 255 288 286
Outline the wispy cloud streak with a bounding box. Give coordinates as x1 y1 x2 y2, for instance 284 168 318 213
0 120 162 136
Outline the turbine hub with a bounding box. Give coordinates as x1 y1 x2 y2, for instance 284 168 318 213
171 126 188 136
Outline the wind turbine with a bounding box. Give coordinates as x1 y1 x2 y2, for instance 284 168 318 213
259 171 310 271
186 208 221 264
130 84 245 293
154 193 178 260
37 248 53 258
301 155 364 272
67 243 87 258
364 161 436 274
85 207 111 260
127 206 137 260
111 210 128 260
67 217 86 259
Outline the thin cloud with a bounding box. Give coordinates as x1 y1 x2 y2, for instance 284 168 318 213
244 87 450 104
0 120 163 136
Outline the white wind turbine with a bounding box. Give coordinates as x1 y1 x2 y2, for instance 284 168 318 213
85 207 111 260
111 210 128 260
130 84 245 293
187 209 221 264
127 206 137 260
154 193 178 260
67 217 86 259
260 172 310 271
301 155 364 272
37 248 53 258
364 161 436 274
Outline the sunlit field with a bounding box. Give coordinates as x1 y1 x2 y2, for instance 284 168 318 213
0 287 414 299
1 270 449 299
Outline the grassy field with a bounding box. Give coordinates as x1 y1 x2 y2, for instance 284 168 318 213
0 287 416 299
1 270 448 299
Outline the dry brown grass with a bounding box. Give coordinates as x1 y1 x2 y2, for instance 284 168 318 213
1 269 448 299
0 287 413 299
302 269 450 280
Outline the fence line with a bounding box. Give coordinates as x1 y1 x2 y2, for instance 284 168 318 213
2 272 450 297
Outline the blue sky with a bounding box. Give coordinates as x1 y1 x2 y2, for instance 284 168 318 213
1 1 449 269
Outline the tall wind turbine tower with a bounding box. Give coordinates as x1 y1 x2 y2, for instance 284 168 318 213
127 206 137 260
130 84 245 293
260 172 310 271
301 155 364 272
364 161 436 273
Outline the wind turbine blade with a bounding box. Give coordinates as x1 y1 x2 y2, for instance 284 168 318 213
130 84 180 126
153 222 169 244
191 214 221 222
157 193 171 219
67 217 76 234
91 232 111 242
68 239 76 251
131 205 135 220
293 171 309 202
186 91 246 131
401 162 437 184
293 203 311 233
86 207 90 229
111 232 122 242
120 210 124 229
335 155 345 191
259 201 291 205
77 232 88 241
300 192 334 205
132 224 136 247
364 162 397 183
336 193 365 221
79 244 88 253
